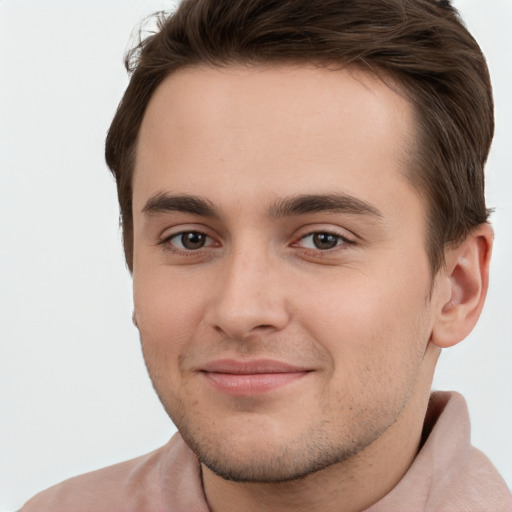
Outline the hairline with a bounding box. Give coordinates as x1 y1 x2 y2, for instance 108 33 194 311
123 59 453 277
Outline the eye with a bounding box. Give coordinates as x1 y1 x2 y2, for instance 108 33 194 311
297 231 350 250
164 231 215 251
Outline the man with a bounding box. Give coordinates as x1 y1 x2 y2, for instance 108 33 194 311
21 0 511 510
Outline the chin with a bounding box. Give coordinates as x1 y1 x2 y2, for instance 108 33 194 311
178 420 367 484
195 442 347 483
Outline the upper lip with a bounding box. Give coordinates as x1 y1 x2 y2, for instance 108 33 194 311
201 359 311 374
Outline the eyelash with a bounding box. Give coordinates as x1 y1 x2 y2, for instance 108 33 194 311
158 229 354 255
294 231 354 252
158 231 217 254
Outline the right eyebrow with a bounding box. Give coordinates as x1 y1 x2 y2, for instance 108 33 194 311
142 192 218 217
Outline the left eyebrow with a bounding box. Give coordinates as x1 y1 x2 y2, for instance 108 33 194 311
269 193 383 219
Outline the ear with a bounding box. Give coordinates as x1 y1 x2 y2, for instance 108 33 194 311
431 223 493 348
132 310 139 329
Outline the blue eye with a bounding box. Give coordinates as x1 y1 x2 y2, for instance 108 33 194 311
299 232 347 250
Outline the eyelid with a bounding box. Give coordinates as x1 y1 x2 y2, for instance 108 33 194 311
292 224 356 243
296 231 352 250
157 225 221 252
155 224 356 254
157 223 215 241
168 231 215 249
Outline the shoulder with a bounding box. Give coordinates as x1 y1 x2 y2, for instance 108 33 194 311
366 391 512 512
424 391 511 511
20 434 186 512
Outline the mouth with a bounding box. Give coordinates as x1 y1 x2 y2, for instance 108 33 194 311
200 359 312 396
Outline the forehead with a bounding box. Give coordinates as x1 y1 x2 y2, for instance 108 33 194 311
133 64 419 217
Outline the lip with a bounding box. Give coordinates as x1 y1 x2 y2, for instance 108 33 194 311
200 359 312 396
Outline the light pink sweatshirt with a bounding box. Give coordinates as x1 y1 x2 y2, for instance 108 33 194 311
21 391 511 512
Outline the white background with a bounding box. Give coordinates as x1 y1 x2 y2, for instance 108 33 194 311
0 1 511 510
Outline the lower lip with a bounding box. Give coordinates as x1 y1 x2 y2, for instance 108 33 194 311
202 371 308 396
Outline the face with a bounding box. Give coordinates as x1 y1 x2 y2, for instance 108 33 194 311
132 64 438 482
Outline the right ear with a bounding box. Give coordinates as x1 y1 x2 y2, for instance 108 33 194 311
132 310 139 328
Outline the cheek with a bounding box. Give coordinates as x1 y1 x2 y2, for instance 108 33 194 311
298 267 432 385
133 271 208 367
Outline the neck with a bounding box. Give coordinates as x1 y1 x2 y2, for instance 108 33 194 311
202 344 440 512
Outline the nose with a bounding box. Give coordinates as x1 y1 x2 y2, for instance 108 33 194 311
206 246 291 341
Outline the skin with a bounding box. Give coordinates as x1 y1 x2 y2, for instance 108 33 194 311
131 65 492 512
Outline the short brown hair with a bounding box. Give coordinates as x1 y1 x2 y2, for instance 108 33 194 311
105 0 493 273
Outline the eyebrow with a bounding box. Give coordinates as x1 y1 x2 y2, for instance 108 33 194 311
142 192 382 219
142 193 217 217
269 193 382 218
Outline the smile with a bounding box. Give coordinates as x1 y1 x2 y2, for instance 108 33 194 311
200 359 312 396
